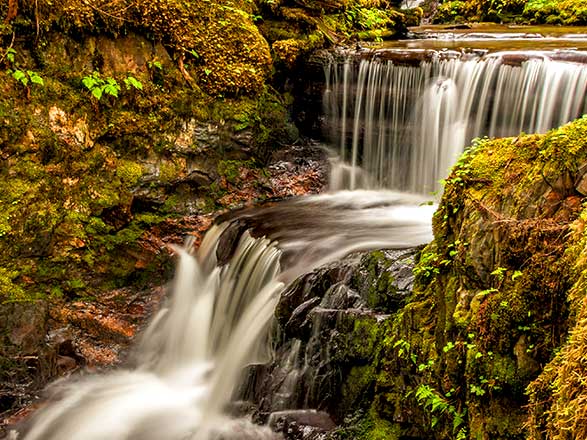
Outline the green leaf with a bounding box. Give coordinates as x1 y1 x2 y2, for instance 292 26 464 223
104 84 119 97
82 76 97 90
124 76 143 90
6 48 16 63
91 87 103 100
28 71 44 86
12 69 28 86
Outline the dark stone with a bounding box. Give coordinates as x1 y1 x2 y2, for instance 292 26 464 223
285 297 322 339
269 410 335 440
239 248 419 426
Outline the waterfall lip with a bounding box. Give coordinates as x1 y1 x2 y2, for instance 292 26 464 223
330 46 587 67
346 26 587 56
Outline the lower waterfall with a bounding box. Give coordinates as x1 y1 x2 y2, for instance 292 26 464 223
16 191 434 440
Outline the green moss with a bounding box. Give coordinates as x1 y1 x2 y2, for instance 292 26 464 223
116 159 144 187
333 408 401 440
433 0 587 24
0 267 27 301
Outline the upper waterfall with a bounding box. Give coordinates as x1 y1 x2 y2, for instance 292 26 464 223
324 49 587 194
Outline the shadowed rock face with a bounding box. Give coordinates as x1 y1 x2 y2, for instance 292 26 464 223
236 248 420 433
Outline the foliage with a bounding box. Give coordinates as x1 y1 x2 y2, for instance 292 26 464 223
434 1 468 23
523 0 587 24
2 47 44 93
10 68 44 87
433 0 587 24
82 72 121 100
3 0 272 96
415 384 467 439
123 75 143 91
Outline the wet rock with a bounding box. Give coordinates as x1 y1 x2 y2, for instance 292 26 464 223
269 410 335 440
240 248 419 425
285 297 322 339
351 248 419 312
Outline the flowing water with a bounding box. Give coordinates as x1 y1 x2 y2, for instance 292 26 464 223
16 192 434 440
324 46 587 193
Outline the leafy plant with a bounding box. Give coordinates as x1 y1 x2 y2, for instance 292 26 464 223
5 47 16 63
415 384 467 438
123 75 143 90
490 266 507 280
10 69 44 87
82 72 121 100
148 60 163 70
2 48 44 92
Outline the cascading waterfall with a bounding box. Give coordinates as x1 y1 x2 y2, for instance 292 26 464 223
324 51 587 193
16 191 434 440
20 33 587 440
19 226 285 440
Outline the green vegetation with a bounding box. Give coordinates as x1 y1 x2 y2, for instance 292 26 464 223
82 72 122 100
0 0 329 306
433 0 587 24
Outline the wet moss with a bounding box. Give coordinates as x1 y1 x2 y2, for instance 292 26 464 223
432 0 587 24
330 407 401 440
343 118 587 439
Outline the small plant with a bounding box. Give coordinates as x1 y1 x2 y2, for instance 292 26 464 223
512 270 523 280
82 72 121 100
123 75 143 90
443 341 455 353
10 68 44 87
414 251 441 279
3 48 44 95
470 377 489 396
4 47 16 63
147 60 163 70
490 266 507 280
418 359 435 372
393 339 411 359
415 384 467 438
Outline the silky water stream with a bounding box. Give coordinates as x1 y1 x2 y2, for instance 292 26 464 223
14 30 587 439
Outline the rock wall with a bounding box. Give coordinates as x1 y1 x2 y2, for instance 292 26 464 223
362 116 587 439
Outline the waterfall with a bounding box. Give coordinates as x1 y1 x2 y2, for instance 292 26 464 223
17 191 434 440
20 227 284 440
324 51 587 194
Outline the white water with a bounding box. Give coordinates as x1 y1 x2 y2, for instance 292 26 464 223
17 191 434 440
324 52 587 193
